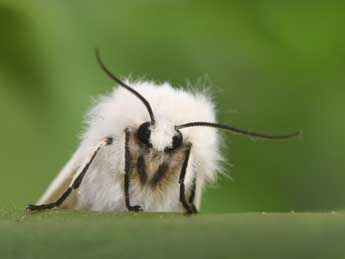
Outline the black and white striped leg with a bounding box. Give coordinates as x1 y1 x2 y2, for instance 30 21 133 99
124 130 143 212
26 137 113 212
179 144 197 214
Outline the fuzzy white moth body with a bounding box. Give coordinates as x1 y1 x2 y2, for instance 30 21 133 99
28 51 298 214
37 81 221 212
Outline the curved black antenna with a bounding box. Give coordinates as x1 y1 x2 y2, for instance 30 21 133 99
95 49 155 124
176 122 300 140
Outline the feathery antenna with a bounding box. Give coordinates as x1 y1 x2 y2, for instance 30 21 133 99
176 122 300 140
95 49 156 124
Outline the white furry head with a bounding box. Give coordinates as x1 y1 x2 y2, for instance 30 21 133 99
149 119 177 152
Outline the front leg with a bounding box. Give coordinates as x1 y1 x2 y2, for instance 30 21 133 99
179 144 197 214
27 137 112 212
124 129 143 212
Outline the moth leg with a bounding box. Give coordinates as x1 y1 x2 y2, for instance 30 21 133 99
179 144 197 214
124 129 143 212
27 137 113 212
188 177 198 213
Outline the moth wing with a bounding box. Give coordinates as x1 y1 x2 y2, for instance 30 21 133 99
37 144 86 209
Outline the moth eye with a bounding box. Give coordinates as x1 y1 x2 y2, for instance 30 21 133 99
137 122 152 148
165 130 183 153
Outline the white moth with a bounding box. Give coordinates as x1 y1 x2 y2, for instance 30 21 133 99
27 50 298 214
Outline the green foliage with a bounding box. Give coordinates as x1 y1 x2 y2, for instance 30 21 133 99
1 209 345 259
0 1 345 212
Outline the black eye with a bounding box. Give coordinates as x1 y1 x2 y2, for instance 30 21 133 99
137 122 152 148
165 130 183 152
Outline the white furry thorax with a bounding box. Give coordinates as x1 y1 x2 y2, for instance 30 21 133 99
84 80 222 182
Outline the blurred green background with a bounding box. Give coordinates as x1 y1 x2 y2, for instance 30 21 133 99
0 0 344 213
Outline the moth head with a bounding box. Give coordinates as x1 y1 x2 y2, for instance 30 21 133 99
137 120 183 152
96 49 300 151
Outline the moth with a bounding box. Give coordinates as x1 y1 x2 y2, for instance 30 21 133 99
27 50 298 214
